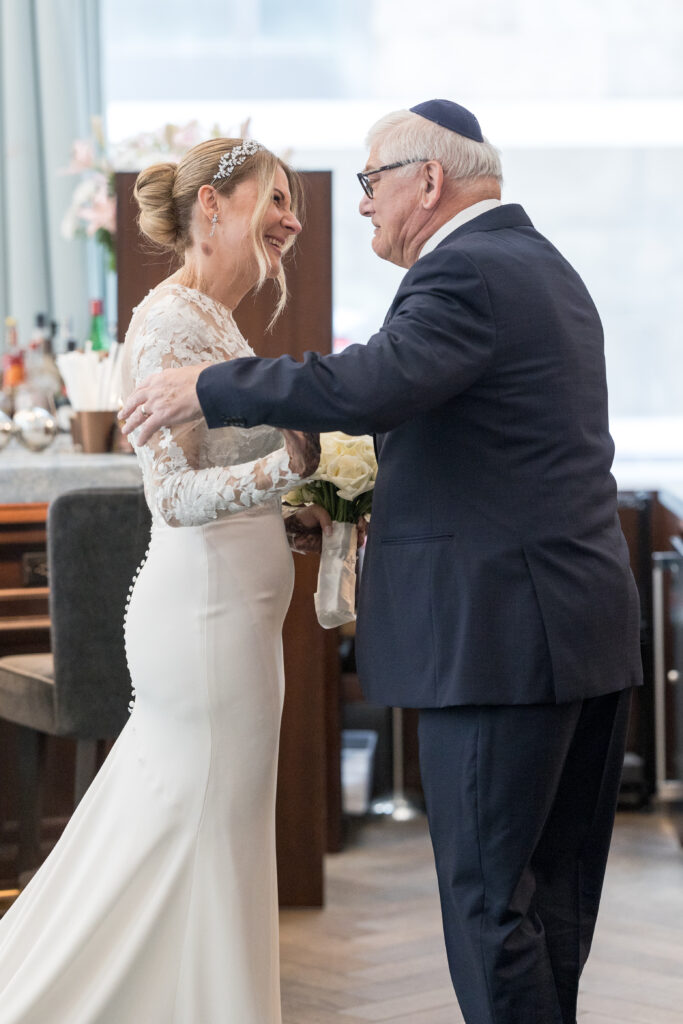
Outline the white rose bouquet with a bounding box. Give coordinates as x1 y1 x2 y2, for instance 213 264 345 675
285 432 376 628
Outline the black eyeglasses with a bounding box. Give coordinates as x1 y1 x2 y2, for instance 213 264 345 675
356 159 427 198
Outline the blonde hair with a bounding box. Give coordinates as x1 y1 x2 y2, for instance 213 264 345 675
134 138 303 322
366 110 503 185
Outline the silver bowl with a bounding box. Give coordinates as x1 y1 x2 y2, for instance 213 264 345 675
0 410 14 451
13 407 58 452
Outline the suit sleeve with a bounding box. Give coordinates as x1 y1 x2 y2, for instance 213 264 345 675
197 249 496 436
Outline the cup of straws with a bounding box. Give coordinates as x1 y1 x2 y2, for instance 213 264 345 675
56 345 124 453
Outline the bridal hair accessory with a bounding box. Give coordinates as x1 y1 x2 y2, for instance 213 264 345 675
211 140 264 184
209 213 218 237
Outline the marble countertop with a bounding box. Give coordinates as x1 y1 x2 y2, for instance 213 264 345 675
0 433 142 504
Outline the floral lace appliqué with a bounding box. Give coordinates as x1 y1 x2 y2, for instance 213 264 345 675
120 284 301 528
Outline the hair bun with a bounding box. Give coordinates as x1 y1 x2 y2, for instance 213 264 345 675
134 162 179 249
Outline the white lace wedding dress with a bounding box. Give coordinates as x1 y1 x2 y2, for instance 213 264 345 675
0 283 305 1023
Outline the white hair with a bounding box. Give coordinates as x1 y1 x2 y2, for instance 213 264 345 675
366 109 503 185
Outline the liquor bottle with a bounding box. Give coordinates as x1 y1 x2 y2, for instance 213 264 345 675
58 316 79 354
32 312 50 345
25 313 49 381
2 317 25 401
28 314 63 412
88 299 108 352
13 313 55 413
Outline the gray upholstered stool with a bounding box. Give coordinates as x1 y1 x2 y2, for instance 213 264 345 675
0 486 151 882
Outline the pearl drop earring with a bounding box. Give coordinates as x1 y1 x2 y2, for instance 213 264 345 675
209 213 218 237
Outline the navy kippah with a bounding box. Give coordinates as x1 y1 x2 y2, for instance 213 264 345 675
409 99 484 143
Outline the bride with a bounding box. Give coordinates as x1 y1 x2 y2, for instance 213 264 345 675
0 138 327 1023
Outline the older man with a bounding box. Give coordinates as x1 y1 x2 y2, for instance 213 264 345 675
121 100 641 1024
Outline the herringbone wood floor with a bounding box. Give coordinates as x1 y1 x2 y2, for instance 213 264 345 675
280 811 683 1024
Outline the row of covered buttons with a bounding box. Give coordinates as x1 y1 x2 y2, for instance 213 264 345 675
122 543 151 713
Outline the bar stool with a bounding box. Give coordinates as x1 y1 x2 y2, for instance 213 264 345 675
0 486 150 883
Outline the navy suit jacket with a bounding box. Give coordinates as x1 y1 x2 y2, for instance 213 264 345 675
197 204 642 708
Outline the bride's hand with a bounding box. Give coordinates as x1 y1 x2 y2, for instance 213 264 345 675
284 505 331 554
282 430 320 478
283 505 368 555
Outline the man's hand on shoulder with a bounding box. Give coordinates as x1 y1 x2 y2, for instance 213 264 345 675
119 363 211 446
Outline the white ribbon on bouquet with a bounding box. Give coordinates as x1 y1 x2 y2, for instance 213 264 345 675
314 521 358 629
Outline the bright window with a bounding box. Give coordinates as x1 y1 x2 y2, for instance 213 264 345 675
104 0 683 454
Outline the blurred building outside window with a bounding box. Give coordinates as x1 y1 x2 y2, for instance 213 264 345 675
103 0 683 460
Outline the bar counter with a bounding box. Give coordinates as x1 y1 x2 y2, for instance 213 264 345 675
0 432 141 505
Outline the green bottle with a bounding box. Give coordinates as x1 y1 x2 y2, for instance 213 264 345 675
88 299 108 352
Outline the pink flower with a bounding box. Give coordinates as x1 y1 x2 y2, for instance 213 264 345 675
83 195 116 236
79 176 116 235
66 138 95 172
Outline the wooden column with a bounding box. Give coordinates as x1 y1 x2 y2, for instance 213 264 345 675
116 169 339 906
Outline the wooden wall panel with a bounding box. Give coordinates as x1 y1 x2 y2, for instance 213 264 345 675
115 174 178 341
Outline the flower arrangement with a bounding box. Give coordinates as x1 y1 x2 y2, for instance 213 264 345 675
61 117 117 270
285 432 377 628
61 117 250 271
286 431 376 517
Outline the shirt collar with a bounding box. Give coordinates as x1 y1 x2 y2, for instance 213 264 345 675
418 198 502 259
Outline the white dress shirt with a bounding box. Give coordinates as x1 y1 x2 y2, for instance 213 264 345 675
418 198 502 259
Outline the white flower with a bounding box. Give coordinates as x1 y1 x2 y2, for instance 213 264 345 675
72 177 99 205
315 432 376 500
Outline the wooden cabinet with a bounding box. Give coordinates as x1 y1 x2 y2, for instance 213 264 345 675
614 491 683 835
0 504 50 657
0 502 76 889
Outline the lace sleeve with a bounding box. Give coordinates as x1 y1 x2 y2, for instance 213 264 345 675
124 292 304 528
